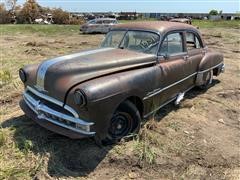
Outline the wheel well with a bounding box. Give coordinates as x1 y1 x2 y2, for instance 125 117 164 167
213 67 219 76
126 96 144 117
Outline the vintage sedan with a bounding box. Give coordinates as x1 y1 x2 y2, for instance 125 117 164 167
19 21 224 144
80 18 118 34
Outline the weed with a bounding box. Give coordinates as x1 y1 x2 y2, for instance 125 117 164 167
133 123 158 166
0 69 12 87
168 121 181 131
16 137 34 154
0 129 6 147
134 137 156 165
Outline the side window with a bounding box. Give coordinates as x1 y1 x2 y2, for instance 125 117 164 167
159 33 184 55
96 20 102 24
186 32 202 50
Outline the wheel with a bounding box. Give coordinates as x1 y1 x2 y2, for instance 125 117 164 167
198 70 213 90
102 100 141 145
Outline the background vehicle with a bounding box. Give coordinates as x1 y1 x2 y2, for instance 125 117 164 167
80 18 118 34
170 18 192 24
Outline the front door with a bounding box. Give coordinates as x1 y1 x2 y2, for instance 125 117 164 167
145 31 197 114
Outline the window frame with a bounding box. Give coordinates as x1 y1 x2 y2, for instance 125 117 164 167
157 30 187 57
184 30 204 52
185 31 203 51
102 29 161 55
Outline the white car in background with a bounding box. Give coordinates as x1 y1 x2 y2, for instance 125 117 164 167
80 18 118 34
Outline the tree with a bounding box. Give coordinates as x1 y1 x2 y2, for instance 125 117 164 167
51 8 69 24
0 3 12 23
5 0 17 11
209 10 218 16
18 0 40 23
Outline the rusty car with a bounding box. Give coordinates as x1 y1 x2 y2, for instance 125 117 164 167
19 21 224 144
80 18 118 34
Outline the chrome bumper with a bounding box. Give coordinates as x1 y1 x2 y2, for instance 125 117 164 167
23 86 95 136
221 64 225 73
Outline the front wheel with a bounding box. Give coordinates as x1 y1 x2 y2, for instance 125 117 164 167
102 100 141 145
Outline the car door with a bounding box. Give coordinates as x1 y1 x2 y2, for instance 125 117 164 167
94 20 103 32
149 32 194 107
102 20 111 33
185 31 204 76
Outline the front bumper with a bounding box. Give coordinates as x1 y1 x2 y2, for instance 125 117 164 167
20 86 95 139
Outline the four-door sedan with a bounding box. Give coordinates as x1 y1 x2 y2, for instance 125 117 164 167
19 21 224 145
80 18 118 34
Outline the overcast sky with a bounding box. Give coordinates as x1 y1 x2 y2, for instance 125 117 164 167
16 0 239 13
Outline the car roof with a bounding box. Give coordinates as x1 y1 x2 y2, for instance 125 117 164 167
112 21 197 34
94 18 117 21
170 18 191 22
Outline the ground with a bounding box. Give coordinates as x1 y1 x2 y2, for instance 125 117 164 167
0 21 239 179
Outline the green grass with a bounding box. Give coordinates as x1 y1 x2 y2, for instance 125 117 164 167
0 20 239 36
192 19 240 28
0 24 80 36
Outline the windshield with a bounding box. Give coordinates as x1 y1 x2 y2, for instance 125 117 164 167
101 30 160 54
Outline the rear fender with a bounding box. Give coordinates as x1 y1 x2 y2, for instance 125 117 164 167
196 52 224 86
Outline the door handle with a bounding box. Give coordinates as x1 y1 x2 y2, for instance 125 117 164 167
183 55 189 61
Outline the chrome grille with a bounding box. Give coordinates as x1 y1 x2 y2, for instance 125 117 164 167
23 86 95 135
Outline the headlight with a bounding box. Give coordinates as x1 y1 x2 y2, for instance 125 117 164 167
19 68 27 83
74 90 87 107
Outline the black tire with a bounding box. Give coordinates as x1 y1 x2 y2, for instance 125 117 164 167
198 70 213 90
102 100 141 145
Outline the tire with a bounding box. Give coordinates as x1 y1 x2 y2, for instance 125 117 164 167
198 70 213 90
102 100 141 145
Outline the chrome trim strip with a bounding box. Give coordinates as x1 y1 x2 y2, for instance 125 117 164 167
144 72 197 100
197 62 224 74
144 62 224 100
36 48 114 90
27 86 79 118
23 91 95 135
144 97 176 118
144 85 194 118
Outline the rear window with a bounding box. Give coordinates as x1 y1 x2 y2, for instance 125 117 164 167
186 32 202 50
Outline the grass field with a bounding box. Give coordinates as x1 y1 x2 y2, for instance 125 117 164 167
0 20 240 179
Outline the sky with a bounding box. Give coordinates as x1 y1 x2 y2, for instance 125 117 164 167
16 0 240 13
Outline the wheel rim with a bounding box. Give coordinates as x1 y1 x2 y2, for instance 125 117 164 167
109 112 133 139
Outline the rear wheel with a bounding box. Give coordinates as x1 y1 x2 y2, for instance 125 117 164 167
102 100 141 145
198 70 213 90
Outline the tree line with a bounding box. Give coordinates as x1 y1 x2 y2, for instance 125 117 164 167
0 0 83 24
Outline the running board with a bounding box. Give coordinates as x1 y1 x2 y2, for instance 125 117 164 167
175 92 185 105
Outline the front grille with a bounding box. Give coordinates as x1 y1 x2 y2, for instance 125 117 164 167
23 86 95 135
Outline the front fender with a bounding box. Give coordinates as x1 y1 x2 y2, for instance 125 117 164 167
65 66 158 139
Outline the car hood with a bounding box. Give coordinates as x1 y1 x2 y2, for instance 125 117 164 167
34 48 157 102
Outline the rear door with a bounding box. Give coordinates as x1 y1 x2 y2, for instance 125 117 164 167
185 31 204 76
